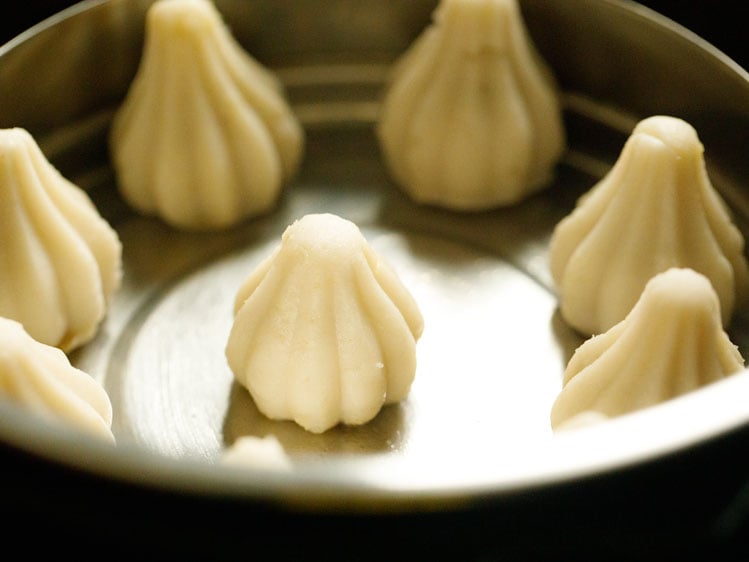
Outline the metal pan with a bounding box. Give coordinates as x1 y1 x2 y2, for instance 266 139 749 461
2 0 749 514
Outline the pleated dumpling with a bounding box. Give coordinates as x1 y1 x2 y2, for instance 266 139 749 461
109 0 304 231
550 268 745 430
0 317 115 442
0 127 122 352
549 115 749 336
376 0 566 210
225 213 424 434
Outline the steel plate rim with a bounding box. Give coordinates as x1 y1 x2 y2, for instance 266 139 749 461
3 370 749 510
1 0 749 512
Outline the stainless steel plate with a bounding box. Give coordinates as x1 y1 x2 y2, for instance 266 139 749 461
2 0 749 510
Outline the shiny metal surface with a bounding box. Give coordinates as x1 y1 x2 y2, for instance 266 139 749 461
2 0 749 510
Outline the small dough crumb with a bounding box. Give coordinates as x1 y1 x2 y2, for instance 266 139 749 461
553 411 609 432
221 435 292 471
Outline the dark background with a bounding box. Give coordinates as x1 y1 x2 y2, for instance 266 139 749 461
1 2 748 560
2 1 747 71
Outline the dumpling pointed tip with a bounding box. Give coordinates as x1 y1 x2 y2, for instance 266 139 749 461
0 127 33 153
638 268 721 318
438 0 519 19
151 0 216 17
282 213 365 259
633 115 702 159
434 0 520 53
149 0 222 34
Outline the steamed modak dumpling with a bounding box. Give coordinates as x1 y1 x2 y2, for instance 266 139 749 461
109 0 304 231
550 268 745 430
376 0 566 210
0 317 115 442
549 115 749 336
225 213 424 434
0 127 122 352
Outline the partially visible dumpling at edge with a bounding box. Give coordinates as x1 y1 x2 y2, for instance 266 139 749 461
377 0 566 210
225 213 424 434
0 317 115 442
109 0 304 231
550 268 746 431
549 115 749 336
0 127 122 352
